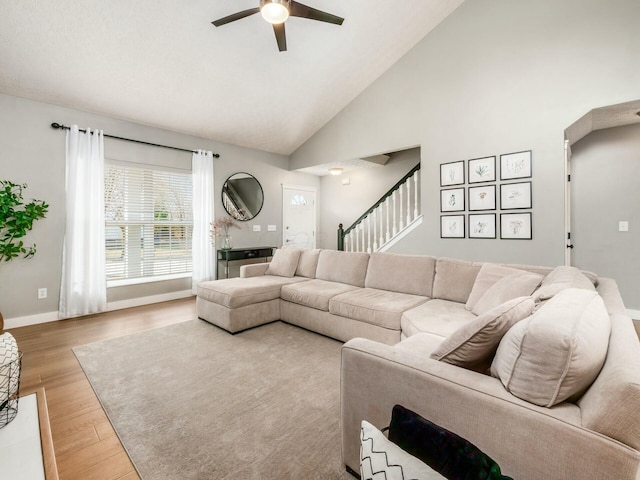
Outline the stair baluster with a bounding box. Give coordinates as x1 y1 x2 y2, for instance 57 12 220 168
337 163 421 252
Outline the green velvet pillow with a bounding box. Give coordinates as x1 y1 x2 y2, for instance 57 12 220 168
388 405 512 480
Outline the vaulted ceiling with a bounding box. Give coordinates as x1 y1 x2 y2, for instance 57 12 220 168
0 0 463 155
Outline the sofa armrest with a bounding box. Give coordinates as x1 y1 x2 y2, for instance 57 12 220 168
341 338 640 480
240 263 270 278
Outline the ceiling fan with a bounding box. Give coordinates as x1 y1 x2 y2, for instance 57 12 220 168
212 0 344 52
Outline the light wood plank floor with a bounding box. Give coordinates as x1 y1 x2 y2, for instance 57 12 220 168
8 297 197 480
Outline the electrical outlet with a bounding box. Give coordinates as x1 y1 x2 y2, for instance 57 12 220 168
267 225 277 232
253 225 261 232
38 287 47 299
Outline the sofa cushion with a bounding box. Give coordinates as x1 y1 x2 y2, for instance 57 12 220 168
577 312 640 451
430 297 535 369
265 248 301 277
466 264 531 311
471 271 543 315
360 420 446 480
396 333 446 357
401 299 476 339
315 250 370 287
281 279 358 311
329 288 428 330
197 276 307 309
432 258 482 303
295 248 321 278
365 252 436 297
491 289 611 407
533 265 596 302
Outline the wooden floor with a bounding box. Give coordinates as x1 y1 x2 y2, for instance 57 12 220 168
8 297 197 480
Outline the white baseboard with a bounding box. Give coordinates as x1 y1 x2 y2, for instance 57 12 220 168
4 290 194 330
105 290 193 312
628 309 640 320
4 311 60 330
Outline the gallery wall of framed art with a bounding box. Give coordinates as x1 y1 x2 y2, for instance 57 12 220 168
439 150 533 239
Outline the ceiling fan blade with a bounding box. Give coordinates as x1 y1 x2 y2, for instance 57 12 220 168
289 1 344 25
212 8 260 27
273 23 287 52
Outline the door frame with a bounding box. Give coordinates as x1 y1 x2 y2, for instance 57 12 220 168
281 184 318 249
564 139 573 266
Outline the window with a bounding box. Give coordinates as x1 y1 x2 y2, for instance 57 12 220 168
290 194 307 206
105 161 192 285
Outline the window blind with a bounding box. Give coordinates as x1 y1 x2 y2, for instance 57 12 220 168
105 162 193 283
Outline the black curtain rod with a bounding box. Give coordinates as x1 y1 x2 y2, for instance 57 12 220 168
50 123 220 158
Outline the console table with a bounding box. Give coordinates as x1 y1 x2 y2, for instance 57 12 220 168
217 247 275 279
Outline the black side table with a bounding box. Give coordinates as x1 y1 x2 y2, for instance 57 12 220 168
216 247 276 279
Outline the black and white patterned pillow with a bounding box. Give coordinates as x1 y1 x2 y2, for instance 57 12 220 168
360 420 446 480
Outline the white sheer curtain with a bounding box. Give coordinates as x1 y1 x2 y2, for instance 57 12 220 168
59 125 107 318
192 150 215 293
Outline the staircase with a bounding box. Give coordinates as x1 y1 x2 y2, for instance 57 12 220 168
338 163 422 253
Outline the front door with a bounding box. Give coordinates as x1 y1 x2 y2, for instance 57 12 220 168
282 185 316 249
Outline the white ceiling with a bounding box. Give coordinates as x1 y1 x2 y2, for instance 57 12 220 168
0 0 462 156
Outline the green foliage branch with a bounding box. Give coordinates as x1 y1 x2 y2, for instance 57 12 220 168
0 180 49 262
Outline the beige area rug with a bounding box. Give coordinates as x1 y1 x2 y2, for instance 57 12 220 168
73 320 356 480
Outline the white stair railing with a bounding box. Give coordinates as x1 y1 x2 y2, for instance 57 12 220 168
338 164 421 253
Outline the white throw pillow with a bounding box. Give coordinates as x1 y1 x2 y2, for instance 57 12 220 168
360 420 445 480
471 271 543 315
295 248 321 278
491 289 611 407
466 264 529 311
533 266 595 302
265 248 301 277
430 296 535 369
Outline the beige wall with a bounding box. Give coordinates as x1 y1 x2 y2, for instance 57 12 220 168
292 0 640 267
0 93 318 320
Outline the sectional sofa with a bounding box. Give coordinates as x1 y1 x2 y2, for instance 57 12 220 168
195 248 640 480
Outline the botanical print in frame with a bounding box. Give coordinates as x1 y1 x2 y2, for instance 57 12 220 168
500 181 532 210
440 188 465 212
468 185 496 211
500 150 532 180
441 215 465 238
469 214 496 239
468 156 496 183
500 212 532 240
440 160 465 187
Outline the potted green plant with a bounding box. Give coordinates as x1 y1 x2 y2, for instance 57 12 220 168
0 180 48 331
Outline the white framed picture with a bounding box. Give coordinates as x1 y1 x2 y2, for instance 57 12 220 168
500 150 532 180
469 214 496 239
468 156 496 183
441 215 465 238
500 182 532 210
440 188 465 212
500 212 532 240
468 185 496 211
440 161 465 187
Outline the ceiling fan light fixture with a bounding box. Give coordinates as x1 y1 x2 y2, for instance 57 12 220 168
260 0 290 24
329 167 343 176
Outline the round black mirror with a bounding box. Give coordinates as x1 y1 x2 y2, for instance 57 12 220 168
221 172 264 221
